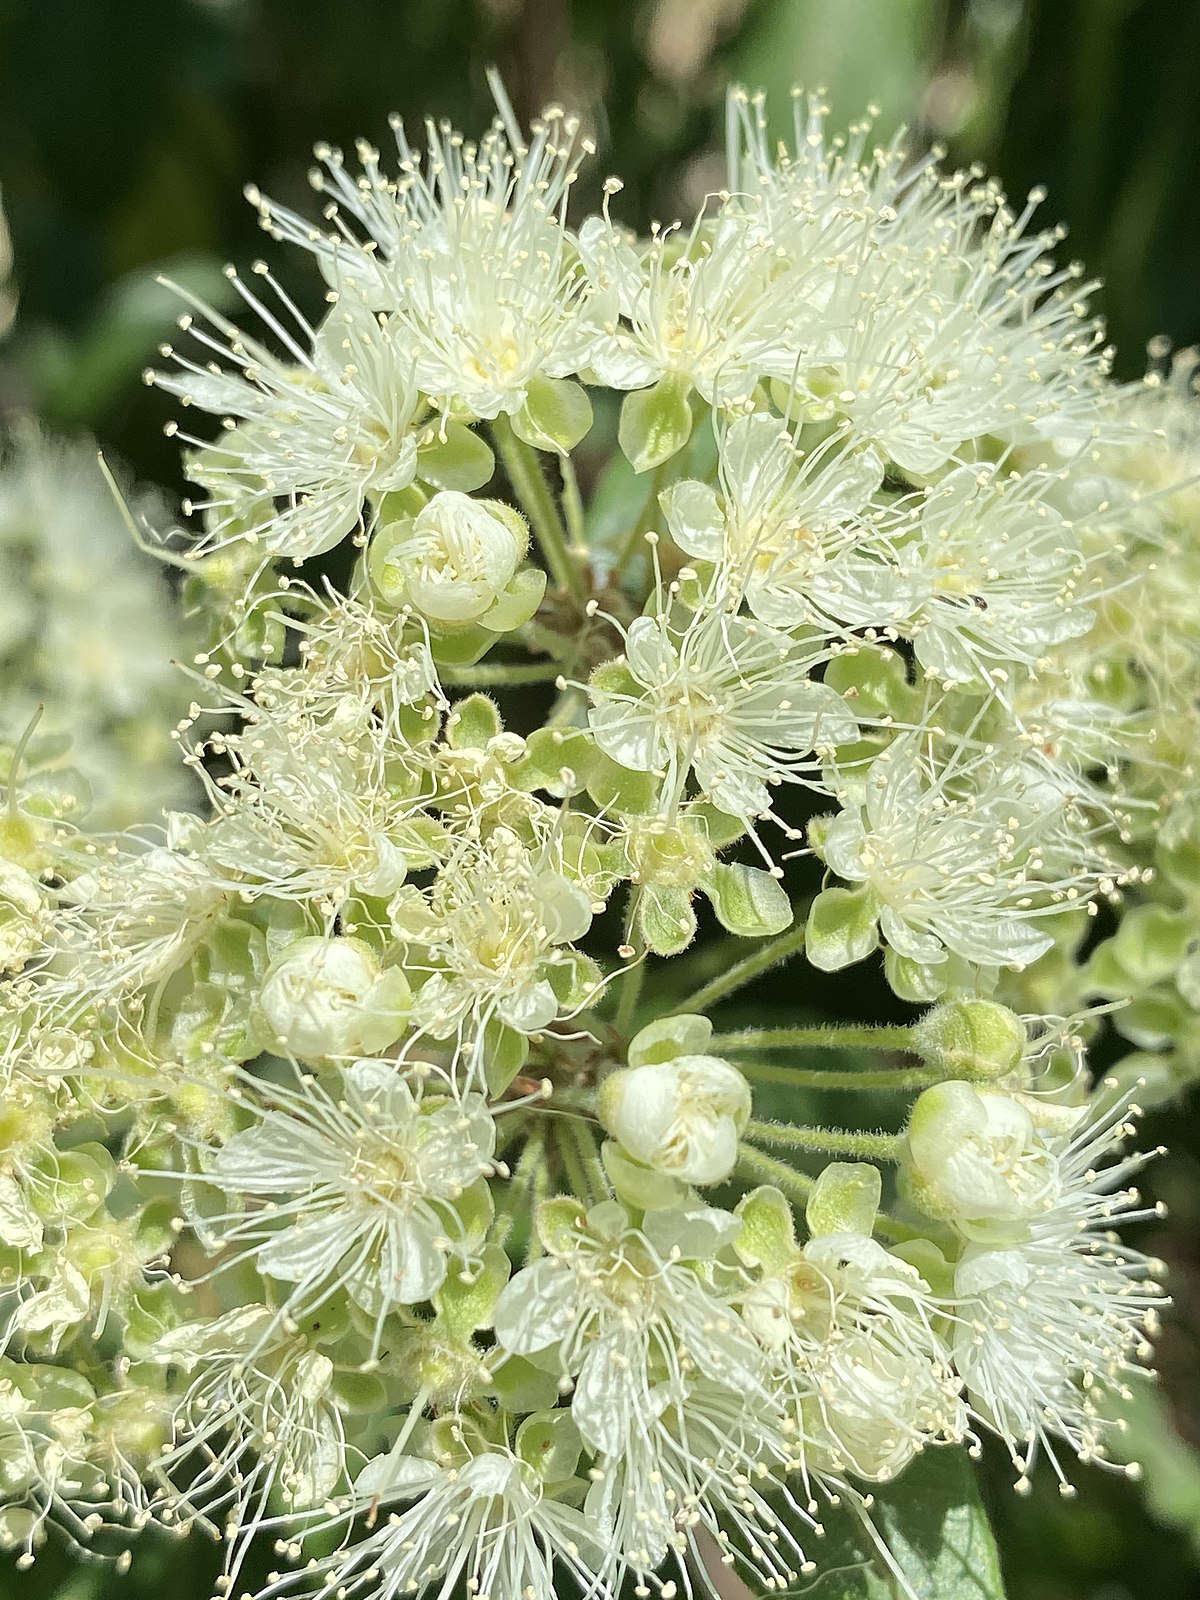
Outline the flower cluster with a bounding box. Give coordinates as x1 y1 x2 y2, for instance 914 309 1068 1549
0 80 1185 1599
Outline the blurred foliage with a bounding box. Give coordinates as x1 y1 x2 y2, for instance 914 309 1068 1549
1 2 1198 1599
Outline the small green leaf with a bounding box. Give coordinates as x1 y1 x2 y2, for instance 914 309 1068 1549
483 1019 529 1098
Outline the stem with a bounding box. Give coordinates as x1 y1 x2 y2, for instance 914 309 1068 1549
493 1124 546 1248
734 1144 815 1205
441 661 564 688
561 1117 609 1204
670 920 809 1017
870 1211 929 1245
712 1024 917 1054
615 462 668 574
561 455 586 549
733 1059 945 1094
612 886 647 1038
492 415 586 606
744 1118 902 1163
555 1121 597 1206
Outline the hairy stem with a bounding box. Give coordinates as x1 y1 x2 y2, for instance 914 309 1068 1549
734 1144 815 1204
492 414 586 606
744 1118 902 1163
670 920 809 1016
712 1024 917 1054
612 886 647 1037
733 1059 945 1093
441 660 564 688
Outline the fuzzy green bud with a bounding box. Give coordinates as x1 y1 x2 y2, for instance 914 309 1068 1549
912 999 1027 1081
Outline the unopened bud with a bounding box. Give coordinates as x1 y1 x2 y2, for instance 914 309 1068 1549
912 999 1026 1081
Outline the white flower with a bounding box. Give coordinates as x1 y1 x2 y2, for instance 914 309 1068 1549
0 1360 112 1561
152 285 422 562
209 1062 494 1341
299 1447 604 1600
494 1201 811 1586
727 93 1114 471
599 1053 750 1186
373 491 527 625
819 733 1104 972
199 674 442 908
662 411 886 628
588 597 857 826
576 209 792 406
739 1204 963 1482
904 1080 1078 1239
153 1308 346 1538
251 103 604 421
0 432 195 828
946 1092 1165 1482
494 1201 765 1442
53 841 230 1003
856 467 1095 689
258 936 410 1059
391 823 596 1045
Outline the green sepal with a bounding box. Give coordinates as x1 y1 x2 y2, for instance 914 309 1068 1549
535 1195 587 1254
628 1012 712 1067
805 1161 881 1238
824 642 919 721
600 1139 689 1211
478 565 547 634
1108 904 1192 990
427 623 496 667
639 883 697 956
434 1244 511 1340
585 749 659 816
805 885 880 971
694 802 747 849
885 948 952 1004
331 1368 389 1415
705 862 792 938
483 1018 530 1099
515 1409 584 1485
618 373 694 473
490 1354 562 1414
733 1186 796 1272
415 421 496 491
445 694 504 750
513 726 595 797
548 949 601 1010
511 376 594 455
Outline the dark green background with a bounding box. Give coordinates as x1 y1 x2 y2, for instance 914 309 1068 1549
1 2 1198 1597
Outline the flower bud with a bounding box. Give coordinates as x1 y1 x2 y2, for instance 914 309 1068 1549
598 1050 751 1186
912 999 1027 1081
259 936 410 1059
904 1080 1060 1238
369 490 528 626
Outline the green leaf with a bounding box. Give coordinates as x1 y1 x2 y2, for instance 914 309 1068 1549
805 1448 1007 1600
